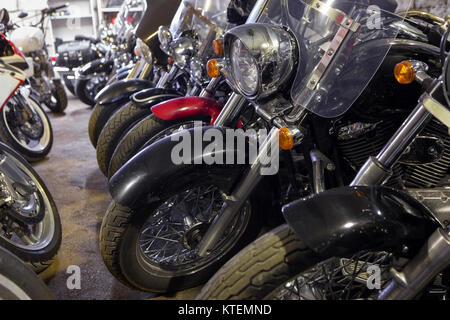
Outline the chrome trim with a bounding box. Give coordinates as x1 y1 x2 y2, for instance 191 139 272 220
224 24 297 100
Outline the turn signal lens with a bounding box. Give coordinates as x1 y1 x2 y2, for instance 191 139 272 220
394 61 415 84
213 39 224 56
134 46 141 57
207 59 220 78
279 127 294 151
168 57 174 65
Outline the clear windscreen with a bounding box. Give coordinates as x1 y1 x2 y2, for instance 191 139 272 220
256 0 412 118
170 0 232 41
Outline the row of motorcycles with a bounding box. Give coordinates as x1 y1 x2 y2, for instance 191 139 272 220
0 9 62 299
55 0 144 107
90 0 450 300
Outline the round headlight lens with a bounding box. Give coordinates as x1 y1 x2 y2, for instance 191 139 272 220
158 26 172 53
171 37 195 69
230 39 258 97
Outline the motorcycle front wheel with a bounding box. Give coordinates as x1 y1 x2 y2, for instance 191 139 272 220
44 80 68 113
0 94 53 162
100 183 261 293
75 73 109 107
0 247 54 300
197 224 398 300
0 142 61 273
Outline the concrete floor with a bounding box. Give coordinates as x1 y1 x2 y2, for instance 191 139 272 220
33 94 200 300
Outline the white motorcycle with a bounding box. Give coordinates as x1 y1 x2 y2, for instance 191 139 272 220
0 14 54 162
9 5 68 113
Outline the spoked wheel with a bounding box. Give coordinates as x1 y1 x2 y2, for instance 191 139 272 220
0 93 53 162
0 143 61 273
197 224 396 300
139 185 247 267
101 182 260 292
266 251 393 300
75 72 109 107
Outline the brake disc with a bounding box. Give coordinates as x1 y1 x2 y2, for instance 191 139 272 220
0 179 45 225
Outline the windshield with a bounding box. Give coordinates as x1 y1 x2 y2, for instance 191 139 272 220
255 0 412 118
170 0 232 40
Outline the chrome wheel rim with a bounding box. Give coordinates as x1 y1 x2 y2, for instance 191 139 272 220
0 147 55 250
138 185 250 273
85 73 108 101
266 251 393 300
3 96 51 153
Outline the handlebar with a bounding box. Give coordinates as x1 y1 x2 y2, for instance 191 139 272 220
42 3 69 15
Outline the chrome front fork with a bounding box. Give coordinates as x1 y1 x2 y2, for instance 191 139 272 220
351 78 450 299
213 93 246 126
196 127 280 257
199 77 221 98
156 64 178 88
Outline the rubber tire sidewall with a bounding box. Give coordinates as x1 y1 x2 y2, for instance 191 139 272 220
89 101 127 148
45 81 68 113
63 76 75 96
197 224 321 300
96 101 152 176
0 247 54 300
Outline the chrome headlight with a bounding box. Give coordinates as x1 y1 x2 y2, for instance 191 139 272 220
136 38 153 65
170 37 196 69
158 26 172 54
190 57 204 82
224 24 297 100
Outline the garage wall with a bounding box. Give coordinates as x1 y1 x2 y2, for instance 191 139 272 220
415 0 450 17
397 0 449 16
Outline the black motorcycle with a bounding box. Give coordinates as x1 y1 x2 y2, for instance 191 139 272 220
74 0 143 106
54 37 108 96
197 3 450 300
98 0 445 293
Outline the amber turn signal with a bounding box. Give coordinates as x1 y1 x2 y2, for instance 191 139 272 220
168 57 174 65
394 61 415 84
279 127 294 151
213 39 224 56
207 59 220 78
134 47 141 57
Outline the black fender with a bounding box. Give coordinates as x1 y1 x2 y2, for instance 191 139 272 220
131 87 183 107
109 126 248 208
95 79 154 105
77 58 114 79
283 186 441 258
